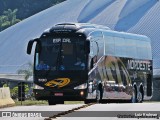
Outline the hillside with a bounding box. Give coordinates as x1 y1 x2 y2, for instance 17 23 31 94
0 0 65 31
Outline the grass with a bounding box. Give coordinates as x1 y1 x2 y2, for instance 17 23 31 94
14 99 84 106
14 100 48 106
64 101 84 104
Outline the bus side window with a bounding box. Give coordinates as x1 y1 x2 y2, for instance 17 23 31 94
89 31 102 56
90 41 98 57
104 36 115 56
90 58 94 69
35 53 39 69
90 56 97 69
90 41 94 57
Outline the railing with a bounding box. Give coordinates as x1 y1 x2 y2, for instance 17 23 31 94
0 65 31 74
0 65 33 82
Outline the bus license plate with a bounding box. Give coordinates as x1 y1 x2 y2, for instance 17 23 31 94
54 93 63 96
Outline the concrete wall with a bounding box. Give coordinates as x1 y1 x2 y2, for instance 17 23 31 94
0 87 15 108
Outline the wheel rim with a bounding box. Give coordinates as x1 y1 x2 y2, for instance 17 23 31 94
131 89 136 103
137 91 142 103
96 90 100 102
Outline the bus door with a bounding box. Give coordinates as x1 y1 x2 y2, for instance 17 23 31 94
103 66 119 99
105 80 118 99
103 56 119 99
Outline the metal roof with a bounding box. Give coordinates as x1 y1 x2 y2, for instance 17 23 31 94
0 0 159 76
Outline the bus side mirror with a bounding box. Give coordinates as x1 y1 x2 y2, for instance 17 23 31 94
27 38 40 54
27 40 34 54
86 41 90 54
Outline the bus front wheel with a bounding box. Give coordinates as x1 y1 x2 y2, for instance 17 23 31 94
84 99 92 104
48 99 56 105
48 99 64 105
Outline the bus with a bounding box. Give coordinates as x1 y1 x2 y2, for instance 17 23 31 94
27 23 152 105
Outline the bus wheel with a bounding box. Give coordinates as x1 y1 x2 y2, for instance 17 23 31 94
48 99 56 105
137 91 143 103
48 99 64 105
96 89 102 103
131 87 137 103
84 99 91 104
56 101 64 104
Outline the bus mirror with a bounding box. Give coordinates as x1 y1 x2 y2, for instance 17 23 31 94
86 41 90 54
27 40 34 54
27 38 40 54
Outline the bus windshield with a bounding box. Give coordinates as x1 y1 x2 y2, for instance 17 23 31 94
35 36 86 71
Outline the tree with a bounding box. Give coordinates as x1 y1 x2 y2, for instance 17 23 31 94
0 15 8 30
3 9 21 25
17 62 33 81
10 86 18 99
0 9 21 31
17 62 34 100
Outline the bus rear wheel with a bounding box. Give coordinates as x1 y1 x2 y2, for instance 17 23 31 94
137 91 143 103
131 87 137 103
96 89 102 103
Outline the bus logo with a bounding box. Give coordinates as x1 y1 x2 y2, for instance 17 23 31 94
53 38 71 43
45 78 70 88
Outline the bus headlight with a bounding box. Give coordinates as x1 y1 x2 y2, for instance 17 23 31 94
34 84 44 90
74 83 87 90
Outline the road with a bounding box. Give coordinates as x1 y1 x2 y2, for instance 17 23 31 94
0 103 160 120
0 104 84 120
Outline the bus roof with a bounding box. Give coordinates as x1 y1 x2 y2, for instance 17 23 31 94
42 22 110 36
42 23 150 42
55 22 110 30
101 30 150 42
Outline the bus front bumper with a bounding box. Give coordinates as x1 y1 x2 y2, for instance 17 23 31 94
33 89 87 101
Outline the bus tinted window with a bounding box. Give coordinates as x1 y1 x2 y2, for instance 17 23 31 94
105 36 115 55
136 40 149 59
104 35 151 60
125 39 137 59
115 37 126 57
146 42 152 59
